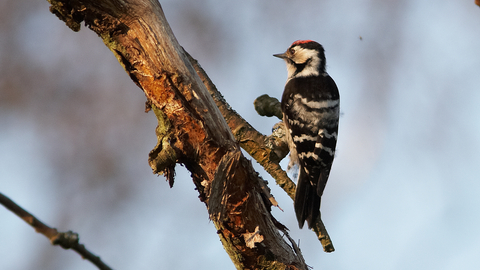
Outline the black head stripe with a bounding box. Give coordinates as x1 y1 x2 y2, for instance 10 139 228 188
293 58 312 77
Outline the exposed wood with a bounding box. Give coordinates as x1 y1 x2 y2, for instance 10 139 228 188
190 55 334 252
47 0 308 268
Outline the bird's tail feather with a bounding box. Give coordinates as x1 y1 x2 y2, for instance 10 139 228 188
294 170 321 229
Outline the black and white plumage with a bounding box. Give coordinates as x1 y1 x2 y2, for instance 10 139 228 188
274 40 340 229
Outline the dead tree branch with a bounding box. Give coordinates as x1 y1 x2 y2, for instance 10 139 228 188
0 193 112 270
188 54 335 252
46 0 309 268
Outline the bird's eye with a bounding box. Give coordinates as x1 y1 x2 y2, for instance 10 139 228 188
289 48 295 54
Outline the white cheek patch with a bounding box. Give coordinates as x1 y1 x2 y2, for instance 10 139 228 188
292 48 316 64
294 48 321 78
297 63 320 78
284 47 322 80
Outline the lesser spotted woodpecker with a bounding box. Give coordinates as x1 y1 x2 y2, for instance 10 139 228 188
274 40 340 229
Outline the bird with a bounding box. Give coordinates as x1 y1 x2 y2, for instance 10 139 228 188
274 40 340 229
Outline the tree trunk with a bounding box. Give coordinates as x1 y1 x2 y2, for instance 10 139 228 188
47 0 308 269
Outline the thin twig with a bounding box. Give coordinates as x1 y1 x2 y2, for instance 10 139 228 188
0 192 113 270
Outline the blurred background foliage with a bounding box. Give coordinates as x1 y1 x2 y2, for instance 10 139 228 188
1 1 480 269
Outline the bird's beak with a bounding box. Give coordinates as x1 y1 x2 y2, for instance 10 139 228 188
273 52 288 59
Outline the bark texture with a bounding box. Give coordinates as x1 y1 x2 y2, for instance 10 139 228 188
47 0 308 268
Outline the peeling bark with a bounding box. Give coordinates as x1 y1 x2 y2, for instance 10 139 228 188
47 0 308 268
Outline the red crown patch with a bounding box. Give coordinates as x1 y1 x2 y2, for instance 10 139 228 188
291 40 315 46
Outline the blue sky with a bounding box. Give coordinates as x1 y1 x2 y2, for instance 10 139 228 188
1 1 480 269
